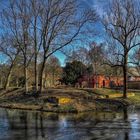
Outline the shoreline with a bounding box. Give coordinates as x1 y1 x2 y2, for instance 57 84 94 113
0 88 139 113
0 98 131 113
0 103 93 113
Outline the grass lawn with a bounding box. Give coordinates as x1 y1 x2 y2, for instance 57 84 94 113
124 93 140 107
83 88 135 98
0 87 140 112
88 88 140 107
92 88 122 95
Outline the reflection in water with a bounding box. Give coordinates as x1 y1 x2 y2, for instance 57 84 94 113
0 108 140 140
21 112 28 139
123 108 130 140
35 112 38 139
123 108 128 121
40 113 45 138
125 132 129 140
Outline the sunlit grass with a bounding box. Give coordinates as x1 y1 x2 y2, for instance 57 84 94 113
125 93 140 106
91 88 140 106
86 88 134 98
92 88 122 95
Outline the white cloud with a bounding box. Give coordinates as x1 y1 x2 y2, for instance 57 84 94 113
81 0 110 17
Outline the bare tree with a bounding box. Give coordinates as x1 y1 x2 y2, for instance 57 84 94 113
1 0 33 93
134 49 140 75
42 56 62 88
0 0 97 95
64 47 89 64
37 0 97 93
0 35 20 89
103 0 140 98
88 42 105 76
130 48 140 75
29 0 42 93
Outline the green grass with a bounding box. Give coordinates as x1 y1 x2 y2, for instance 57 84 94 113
92 88 122 95
91 88 140 107
124 93 140 106
86 88 135 98
0 87 140 111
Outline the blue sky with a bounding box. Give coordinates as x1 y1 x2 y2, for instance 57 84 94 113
81 0 109 16
0 0 108 66
55 0 108 66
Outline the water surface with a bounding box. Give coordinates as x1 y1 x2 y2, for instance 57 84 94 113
0 107 140 140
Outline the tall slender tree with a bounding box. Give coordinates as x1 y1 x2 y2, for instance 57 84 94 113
0 35 20 89
103 0 140 98
37 0 97 93
0 0 97 95
1 0 34 93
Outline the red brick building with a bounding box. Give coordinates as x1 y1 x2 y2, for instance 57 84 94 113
77 74 123 88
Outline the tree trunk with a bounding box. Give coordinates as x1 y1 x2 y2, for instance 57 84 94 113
24 57 28 94
4 62 14 90
0 77 3 88
16 77 19 87
4 69 12 90
123 52 128 98
34 17 38 93
38 57 46 94
4 52 19 90
43 73 47 89
52 73 55 86
35 53 38 92
25 67 28 94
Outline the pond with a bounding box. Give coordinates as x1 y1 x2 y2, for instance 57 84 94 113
0 107 140 140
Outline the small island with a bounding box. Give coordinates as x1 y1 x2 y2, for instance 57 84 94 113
0 87 139 113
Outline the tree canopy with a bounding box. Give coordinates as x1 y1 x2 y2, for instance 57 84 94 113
62 61 87 85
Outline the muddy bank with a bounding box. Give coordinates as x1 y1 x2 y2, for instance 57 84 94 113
0 98 130 113
0 88 133 113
